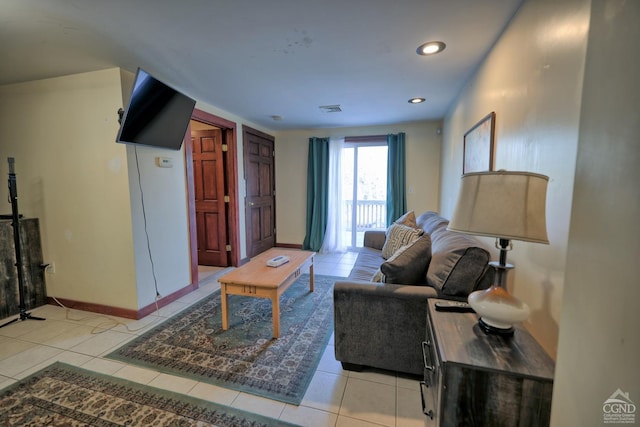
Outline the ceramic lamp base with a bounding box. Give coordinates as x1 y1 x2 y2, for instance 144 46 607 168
468 285 530 336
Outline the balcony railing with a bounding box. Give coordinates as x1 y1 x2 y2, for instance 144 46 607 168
344 200 386 231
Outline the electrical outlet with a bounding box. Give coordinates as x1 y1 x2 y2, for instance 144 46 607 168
45 262 55 274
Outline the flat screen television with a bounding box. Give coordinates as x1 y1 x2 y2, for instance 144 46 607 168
116 68 196 150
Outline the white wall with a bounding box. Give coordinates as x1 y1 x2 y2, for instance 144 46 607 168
441 0 590 356
125 142 192 306
117 69 192 307
552 0 640 424
273 120 442 246
0 68 138 310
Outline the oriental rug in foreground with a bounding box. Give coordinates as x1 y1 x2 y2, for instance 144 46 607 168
0 362 298 426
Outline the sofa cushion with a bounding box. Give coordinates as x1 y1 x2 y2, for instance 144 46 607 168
363 230 386 250
394 210 418 229
416 211 450 235
381 223 423 259
380 234 432 284
354 211 491 296
348 247 384 281
427 227 491 297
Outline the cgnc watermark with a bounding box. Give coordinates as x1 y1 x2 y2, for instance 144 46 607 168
603 389 636 424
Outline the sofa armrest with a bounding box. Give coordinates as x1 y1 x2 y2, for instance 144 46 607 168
333 280 437 376
363 230 386 250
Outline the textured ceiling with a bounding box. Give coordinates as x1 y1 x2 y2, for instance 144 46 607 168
0 0 523 130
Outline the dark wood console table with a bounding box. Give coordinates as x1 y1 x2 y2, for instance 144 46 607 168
0 218 47 320
421 299 555 426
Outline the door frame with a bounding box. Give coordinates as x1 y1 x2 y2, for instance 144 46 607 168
185 109 240 286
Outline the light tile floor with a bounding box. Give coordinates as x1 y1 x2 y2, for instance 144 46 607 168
0 252 426 427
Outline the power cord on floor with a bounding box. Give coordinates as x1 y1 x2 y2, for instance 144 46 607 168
48 268 231 334
50 295 161 334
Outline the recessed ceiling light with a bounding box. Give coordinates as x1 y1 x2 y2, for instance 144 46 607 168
408 97 426 104
416 41 446 56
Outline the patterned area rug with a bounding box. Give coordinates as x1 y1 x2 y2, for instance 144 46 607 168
107 274 337 405
0 362 298 426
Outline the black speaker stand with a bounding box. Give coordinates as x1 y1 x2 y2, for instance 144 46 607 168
0 157 45 329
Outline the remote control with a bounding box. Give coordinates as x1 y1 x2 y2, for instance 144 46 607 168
266 255 290 267
434 301 475 313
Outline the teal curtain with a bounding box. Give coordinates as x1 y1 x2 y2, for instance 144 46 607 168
302 137 330 251
386 132 407 226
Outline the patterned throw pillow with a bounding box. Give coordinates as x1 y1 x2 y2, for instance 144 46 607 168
381 223 424 259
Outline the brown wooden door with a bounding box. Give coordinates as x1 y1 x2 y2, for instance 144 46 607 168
193 129 229 266
243 126 275 258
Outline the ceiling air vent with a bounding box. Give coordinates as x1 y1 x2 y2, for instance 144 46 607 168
319 104 342 113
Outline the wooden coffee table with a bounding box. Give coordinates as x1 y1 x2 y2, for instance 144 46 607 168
218 248 315 338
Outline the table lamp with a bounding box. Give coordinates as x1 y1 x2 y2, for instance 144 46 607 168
447 171 549 336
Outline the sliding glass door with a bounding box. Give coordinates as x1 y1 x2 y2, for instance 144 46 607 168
341 142 388 248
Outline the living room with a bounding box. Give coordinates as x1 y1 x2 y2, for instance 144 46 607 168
0 0 638 426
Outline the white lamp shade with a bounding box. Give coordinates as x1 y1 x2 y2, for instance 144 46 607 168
448 171 549 244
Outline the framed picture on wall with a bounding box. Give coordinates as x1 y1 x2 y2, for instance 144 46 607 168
463 112 495 174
